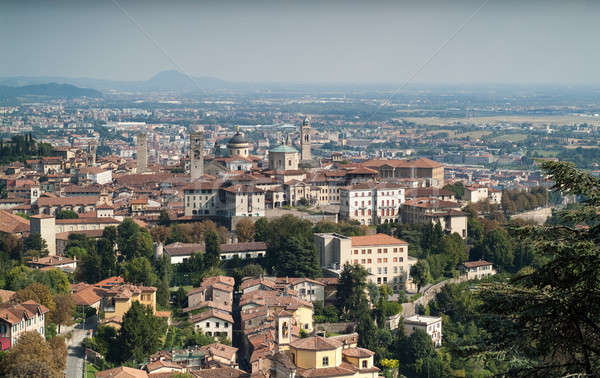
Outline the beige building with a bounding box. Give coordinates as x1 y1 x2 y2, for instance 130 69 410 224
269 144 299 171
464 185 489 203
461 260 496 280
189 309 234 340
400 199 468 239
315 233 412 291
270 335 379 378
361 157 445 187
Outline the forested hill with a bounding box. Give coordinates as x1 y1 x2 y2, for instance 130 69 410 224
0 83 102 99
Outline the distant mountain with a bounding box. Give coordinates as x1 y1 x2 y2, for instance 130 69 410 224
0 83 102 99
0 70 228 93
141 70 226 91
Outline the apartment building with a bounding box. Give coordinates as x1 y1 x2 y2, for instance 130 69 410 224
315 233 413 291
339 183 406 225
0 300 49 350
400 198 468 239
404 315 443 347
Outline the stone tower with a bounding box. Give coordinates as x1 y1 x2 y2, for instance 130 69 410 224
190 130 204 180
87 142 97 166
136 132 148 173
30 215 56 256
301 116 311 162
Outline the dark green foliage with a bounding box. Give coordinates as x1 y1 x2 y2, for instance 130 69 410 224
443 181 465 200
23 233 48 256
471 161 600 376
336 263 369 320
410 261 430 292
395 329 449 378
262 216 320 278
313 220 366 236
55 210 78 219
114 301 167 363
0 134 55 164
203 231 220 268
313 302 340 323
158 210 171 227
470 227 514 271
122 257 157 286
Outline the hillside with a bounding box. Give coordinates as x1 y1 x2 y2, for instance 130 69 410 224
0 83 102 99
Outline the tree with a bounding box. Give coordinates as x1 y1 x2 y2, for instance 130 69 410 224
14 283 56 314
0 332 64 378
443 181 465 200
410 260 430 292
116 301 167 363
235 218 255 242
158 210 171 226
469 161 600 376
150 225 170 244
37 268 70 294
52 295 74 333
472 227 514 271
55 209 79 219
396 329 448 378
336 263 369 320
117 218 140 250
122 257 158 286
122 231 154 260
23 233 48 256
204 231 221 268
270 236 320 278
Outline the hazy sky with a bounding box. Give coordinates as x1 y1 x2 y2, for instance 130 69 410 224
1 0 599 84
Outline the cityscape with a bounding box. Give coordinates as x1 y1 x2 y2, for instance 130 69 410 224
1 1 599 377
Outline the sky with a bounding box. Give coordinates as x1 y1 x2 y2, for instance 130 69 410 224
1 0 599 84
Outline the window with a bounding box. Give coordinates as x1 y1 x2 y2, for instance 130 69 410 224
206 322 210 328
377 258 382 263
216 322 220 328
393 257 397 262
362 360 368 368
361 259 365 264
383 258 388 263
367 259 372 263
322 357 329 367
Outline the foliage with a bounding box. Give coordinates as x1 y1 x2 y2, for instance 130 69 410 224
313 301 341 323
113 301 167 363
395 329 449 378
55 209 79 219
313 220 367 236
0 332 64 378
470 161 600 376
52 294 74 333
122 257 158 286
410 261 430 292
235 218 255 242
23 233 48 256
442 181 465 200
336 263 369 320
158 210 171 227
0 134 55 164
262 215 320 278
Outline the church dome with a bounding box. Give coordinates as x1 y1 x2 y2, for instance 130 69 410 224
270 144 298 153
228 132 249 145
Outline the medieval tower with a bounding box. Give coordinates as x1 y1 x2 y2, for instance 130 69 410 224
301 116 312 162
190 130 204 180
136 132 148 173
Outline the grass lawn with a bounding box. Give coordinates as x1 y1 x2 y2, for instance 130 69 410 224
85 362 98 378
491 133 528 142
456 130 491 139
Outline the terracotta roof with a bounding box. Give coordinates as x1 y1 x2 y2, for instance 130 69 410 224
219 242 267 253
463 260 493 268
164 242 205 256
0 300 50 325
350 233 408 247
72 286 102 306
0 210 29 234
36 196 100 207
342 347 375 358
145 360 184 373
27 255 75 267
189 309 234 324
189 367 249 377
290 336 341 351
361 157 443 169
96 366 149 378
199 342 238 361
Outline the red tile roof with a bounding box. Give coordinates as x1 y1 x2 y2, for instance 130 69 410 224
350 233 408 247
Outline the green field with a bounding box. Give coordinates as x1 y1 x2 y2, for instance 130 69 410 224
491 133 528 142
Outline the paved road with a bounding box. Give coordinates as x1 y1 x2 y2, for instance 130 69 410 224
65 317 96 378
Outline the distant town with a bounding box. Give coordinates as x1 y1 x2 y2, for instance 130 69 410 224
0 78 598 377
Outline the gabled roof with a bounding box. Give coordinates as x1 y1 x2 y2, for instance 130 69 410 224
290 336 341 351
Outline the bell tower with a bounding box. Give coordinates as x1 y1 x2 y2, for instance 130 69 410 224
276 310 293 350
190 129 204 180
301 116 311 162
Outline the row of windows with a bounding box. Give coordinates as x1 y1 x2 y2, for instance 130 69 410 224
205 321 229 328
353 247 404 254
353 191 397 197
355 257 404 264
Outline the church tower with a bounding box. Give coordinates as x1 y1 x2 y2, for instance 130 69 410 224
301 116 311 162
190 130 204 180
136 132 147 173
276 310 293 351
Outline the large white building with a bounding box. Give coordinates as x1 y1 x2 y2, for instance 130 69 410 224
315 233 415 292
340 183 406 225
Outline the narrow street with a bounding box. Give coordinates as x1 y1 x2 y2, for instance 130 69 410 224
65 317 97 378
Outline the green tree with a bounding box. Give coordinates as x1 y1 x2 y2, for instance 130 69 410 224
55 209 79 219
158 210 171 227
472 161 600 376
116 301 167 363
204 231 220 268
0 332 64 378
122 231 154 261
122 257 158 286
336 263 369 320
410 260 430 292
117 218 140 250
23 233 48 256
